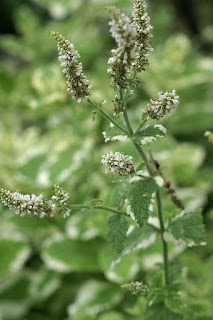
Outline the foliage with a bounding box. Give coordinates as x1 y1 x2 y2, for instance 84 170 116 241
0 0 213 319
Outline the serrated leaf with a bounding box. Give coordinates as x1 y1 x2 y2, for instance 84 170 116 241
168 210 206 246
102 125 128 143
110 183 129 210
42 237 101 272
126 178 157 227
112 224 157 266
107 215 128 254
165 291 185 314
133 125 167 145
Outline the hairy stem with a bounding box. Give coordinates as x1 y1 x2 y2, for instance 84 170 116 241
87 98 129 136
69 203 126 215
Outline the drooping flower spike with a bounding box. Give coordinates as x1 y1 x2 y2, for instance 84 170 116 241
0 184 71 219
51 31 91 103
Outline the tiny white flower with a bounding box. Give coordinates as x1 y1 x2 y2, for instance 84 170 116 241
101 151 135 176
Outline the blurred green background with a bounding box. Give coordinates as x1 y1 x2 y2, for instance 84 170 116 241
0 0 213 319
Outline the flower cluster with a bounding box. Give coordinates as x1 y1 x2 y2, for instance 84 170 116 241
101 151 135 176
121 281 149 296
0 188 49 218
0 184 71 219
132 0 153 72
106 6 137 90
146 90 179 120
52 183 71 218
51 31 91 103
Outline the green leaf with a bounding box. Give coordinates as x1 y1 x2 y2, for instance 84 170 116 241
107 215 128 254
133 125 167 145
165 291 185 314
42 236 101 272
147 270 165 289
110 183 129 210
98 247 139 284
168 265 183 285
126 178 157 227
147 289 165 305
0 272 32 319
0 239 30 277
168 210 206 246
113 224 157 265
67 280 122 319
18 153 47 180
102 124 128 143
145 303 184 320
136 162 146 172
66 210 109 240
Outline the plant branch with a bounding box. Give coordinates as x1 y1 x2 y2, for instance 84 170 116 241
87 98 129 136
68 203 159 232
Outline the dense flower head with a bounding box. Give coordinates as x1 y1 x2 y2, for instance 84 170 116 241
132 0 153 72
106 6 137 90
52 183 70 218
146 90 179 120
0 188 49 218
51 31 91 102
101 151 135 176
121 281 149 295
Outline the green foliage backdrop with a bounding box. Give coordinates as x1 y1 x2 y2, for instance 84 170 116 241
0 0 213 319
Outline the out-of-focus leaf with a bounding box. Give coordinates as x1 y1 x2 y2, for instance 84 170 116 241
42 236 101 272
67 280 122 319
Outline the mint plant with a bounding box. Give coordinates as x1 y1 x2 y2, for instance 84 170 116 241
0 0 207 318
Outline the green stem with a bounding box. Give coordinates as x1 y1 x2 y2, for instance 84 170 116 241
87 98 129 136
121 97 169 286
69 203 126 216
69 203 159 231
156 189 169 286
